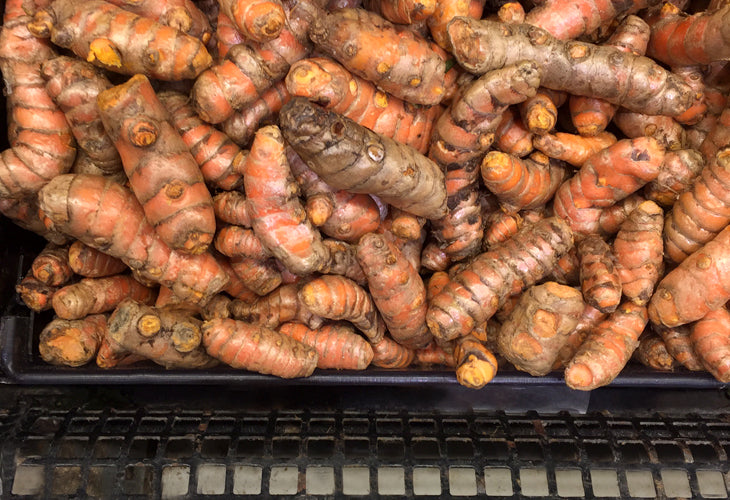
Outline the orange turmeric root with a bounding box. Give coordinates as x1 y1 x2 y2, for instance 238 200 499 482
644 149 704 207
218 0 285 42
215 225 270 259
420 243 451 272
158 91 244 191
532 132 617 167
553 137 665 236
597 194 645 237
356 232 431 349
518 88 566 136
203 317 317 377
613 109 686 151
653 323 703 371
279 322 373 369
494 107 533 157
243 125 329 275
699 106 730 163
68 241 127 278
201 294 232 321
16 274 56 312
40 56 122 175
455 334 499 389
285 57 440 154
577 235 622 314
39 314 107 367
497 282 585 376
0 0 75 198
427 217 574 341
191 0 319 123
633 331 676 371
664 148 730 264
216 12 246 60
52 274 157 320
213 191 251 227
98 75 216 255
321 239 367 285
613 201 664 306
221 80 291 147
549 247 580 286
309 8 447 106
483 209 545 249
565 302 648 391
370 335 415 368
672 65 708 126
299 275 386 343
690 307 730 383
104 0 213 42
31 243 73 286
228 257 283 296
415 341 456 367
363 0 435 24
427 0 484 50
480 151 568 213
230 283 322 329
28 0 213 80
107 299 218 369
0 197 69 245
552 304 606 370
38 174 229 304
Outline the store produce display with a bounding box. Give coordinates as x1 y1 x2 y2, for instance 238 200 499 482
0 0 729 390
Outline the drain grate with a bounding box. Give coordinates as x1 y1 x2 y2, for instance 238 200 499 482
1 405 729 498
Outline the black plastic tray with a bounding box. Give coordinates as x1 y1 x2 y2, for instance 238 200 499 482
0 213 724 389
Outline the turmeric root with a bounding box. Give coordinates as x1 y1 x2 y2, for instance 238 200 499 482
228 257 283 296
552 304 606 370
663 147 730 264
39 314 107 367
218 0 285 42
415 341 456 367
633 331 676 371
221 80 291 147
230 283 322 329
299 275 386 343
650 221 730 328
420 243 451 272
279 322 373 369
28 0 213 80
363 0 435 24
309 8 447 106
203 317 317 377
427 217 574 341
549 247 580 287
201 294 232 321
213 191 251 227
38 174 229 304
285 57 439 153
565 302 647 390
429 61 541 260
480 151 568 213
158 91 243 191
370 335 415 368
455 334 499 389
494 107 533 157
216 11 246 60
191 0 319 123
553 137 664 236
243 125 329 275
40 56 122 175
356 232 431 349
280 98 447 219
105 0 212 42
215 257 260 302
483 209 544 249
97 75 216 255
518 88 566 136
653 323 703 371
672 65 708 126
0 0 75 199
52 274 157 320
0 197 69 245
16 274 56 312
215 225 270 259
497 282 585 376
68 241 127 278
321 239 367 285
107 299 218 369
426 0 483 50
646 3 730 66
446 17 694 117
577 235 621 314
532 132 617 167
597 194 644 237
699 106 730 163
524 0 659 40
612 109 686 151
690 307 730 383
31 243 73 286
613 201 664 306
644 149 704 207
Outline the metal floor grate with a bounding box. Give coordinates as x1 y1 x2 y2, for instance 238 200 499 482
1 394 729 499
